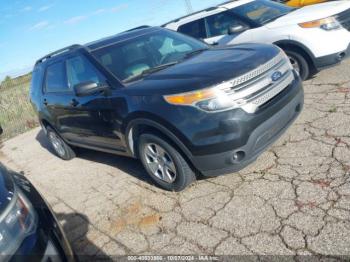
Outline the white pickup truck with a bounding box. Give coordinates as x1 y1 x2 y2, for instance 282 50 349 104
164 0 350 80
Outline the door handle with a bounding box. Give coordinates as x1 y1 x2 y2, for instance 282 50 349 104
43 99 48 106
70 99 79 107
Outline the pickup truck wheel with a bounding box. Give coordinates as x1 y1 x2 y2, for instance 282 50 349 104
138 133 195 191
285 50 309 81
46 126 76 160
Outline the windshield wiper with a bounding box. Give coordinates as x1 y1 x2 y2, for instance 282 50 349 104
184 48 209 59
124 62 179 83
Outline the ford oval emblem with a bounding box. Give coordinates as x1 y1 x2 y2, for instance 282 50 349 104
271 71 283 82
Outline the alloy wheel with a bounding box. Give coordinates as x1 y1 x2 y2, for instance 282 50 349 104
144 143 177 183
288 56 300 73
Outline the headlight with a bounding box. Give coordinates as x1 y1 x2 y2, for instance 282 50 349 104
299 17 341 31
0 187 37 259
164 87 239 112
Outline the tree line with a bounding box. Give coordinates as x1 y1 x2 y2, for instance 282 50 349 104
0 73 32 89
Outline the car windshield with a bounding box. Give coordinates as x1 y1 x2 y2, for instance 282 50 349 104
230 0 295 25
92 29 209 83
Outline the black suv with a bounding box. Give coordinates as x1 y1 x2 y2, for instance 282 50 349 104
30 26 303 191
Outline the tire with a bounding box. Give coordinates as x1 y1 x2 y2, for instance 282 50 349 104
46 126 76 160
138 133 196 191
284 49 310 81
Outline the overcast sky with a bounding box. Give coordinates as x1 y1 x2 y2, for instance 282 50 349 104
0 0 226 80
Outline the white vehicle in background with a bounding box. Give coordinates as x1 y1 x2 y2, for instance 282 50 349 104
164 0 350 80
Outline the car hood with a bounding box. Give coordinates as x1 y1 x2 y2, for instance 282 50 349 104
125 43 280 95
267 0 350 28
0 164 15 214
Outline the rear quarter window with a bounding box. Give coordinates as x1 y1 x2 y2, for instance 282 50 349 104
30 66 43 99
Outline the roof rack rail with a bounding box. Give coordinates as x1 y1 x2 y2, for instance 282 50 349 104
35 44 83 65
162 6 218 26
217 0 237 7
161 0 237 27
125 25 151 32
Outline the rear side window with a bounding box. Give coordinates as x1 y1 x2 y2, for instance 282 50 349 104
45 62 69 93
66 55 104 88
178 19 206 39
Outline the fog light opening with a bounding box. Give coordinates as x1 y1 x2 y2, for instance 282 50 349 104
295 104 301 112
338 52 346 61
232 151 245 162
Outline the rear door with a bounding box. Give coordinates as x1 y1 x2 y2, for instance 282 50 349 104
42 59 78 141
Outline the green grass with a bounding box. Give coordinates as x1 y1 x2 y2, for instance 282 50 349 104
0 80 38 140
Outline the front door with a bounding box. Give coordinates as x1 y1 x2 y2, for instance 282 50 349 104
63 54 124 150
203 11 251 46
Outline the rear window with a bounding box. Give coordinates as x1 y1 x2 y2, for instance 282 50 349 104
178 19 207 39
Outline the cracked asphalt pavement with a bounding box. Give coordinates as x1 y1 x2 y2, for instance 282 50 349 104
0 60 350 259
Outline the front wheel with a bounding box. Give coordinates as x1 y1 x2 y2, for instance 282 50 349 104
284 50 310 81
138 133 196 191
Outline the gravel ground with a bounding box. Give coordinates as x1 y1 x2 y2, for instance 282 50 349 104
1 60 350 260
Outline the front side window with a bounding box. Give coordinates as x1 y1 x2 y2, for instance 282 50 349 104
66 55 104 88
178 19 206 39
205 11 248 37
92 29 208 83
230 0 294 25
45 62 68 93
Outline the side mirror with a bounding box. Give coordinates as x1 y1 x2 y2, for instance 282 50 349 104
74 81 109 97
228 24 248 35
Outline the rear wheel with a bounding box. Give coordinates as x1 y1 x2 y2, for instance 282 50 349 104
46 126 76 160
284 49 310 81
138 133 195 191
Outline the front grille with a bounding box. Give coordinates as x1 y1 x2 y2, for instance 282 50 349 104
337 8 350 31
218 52 285 92
218 51 294 113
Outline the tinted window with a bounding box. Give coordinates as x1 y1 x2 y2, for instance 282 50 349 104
45 62 68 93
66 55 104 88
178 19 206 39
230 0 294 25
30 66 43 98
206 11 248 37
92 29 208 83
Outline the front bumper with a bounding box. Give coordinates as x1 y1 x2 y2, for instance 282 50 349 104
191 73 304 176
314 43 350 70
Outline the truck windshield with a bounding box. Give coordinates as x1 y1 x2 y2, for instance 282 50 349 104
92 29 209 83
230 0 295 26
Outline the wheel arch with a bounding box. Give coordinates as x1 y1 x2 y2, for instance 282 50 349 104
40 118 52 133
39 118 61 138
274 40 317 73
125 117 196 172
